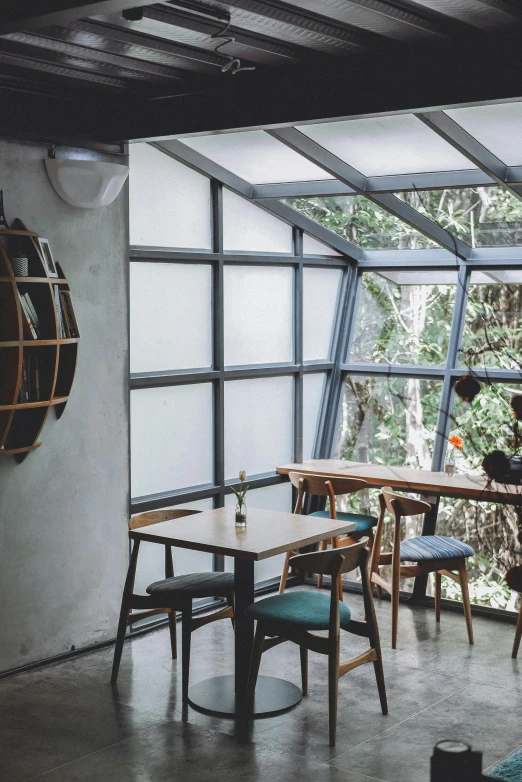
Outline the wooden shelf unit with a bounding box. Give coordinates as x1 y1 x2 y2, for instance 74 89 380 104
0 228 79 462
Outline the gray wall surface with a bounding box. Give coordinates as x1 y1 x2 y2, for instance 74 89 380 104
0 139 129 673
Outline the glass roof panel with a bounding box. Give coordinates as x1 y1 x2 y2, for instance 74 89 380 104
377 271 458 285
395 187 522 248
180 131 334 184
283 195 437 250
445 103 522 166
299 115 477 176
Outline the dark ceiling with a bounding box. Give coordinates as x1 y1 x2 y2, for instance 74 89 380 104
1 0 522 150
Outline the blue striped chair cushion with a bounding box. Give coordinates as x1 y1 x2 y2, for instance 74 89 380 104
146 572 235 601
310 510 378 533
400 536 474 562
246 590 352 631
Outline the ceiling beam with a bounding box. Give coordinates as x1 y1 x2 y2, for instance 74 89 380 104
473 0 522 21
416 111 522 201
329 0 464 39
0 1 161 35
152 139 361 259
269 126 471 258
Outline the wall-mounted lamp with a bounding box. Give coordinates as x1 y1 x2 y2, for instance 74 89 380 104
45 152 129 209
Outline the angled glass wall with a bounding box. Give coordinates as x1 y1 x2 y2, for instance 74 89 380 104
129 105 522 617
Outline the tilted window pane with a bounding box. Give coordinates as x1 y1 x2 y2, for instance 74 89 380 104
181 131 333 184
225 483 293 583
395 187 522 248
445 103 522 166
133 499 214 600
223 190 293 253
300 115 476 176
284 196 437 250
461 275 522 369
130 263 212 373
349 271 457 366
224 376 293 480
440 387 522 611
224 266 293 366
303 233 341 256
303 373 326 460
303 268 341 361
131 384 213 497
129 144 211 249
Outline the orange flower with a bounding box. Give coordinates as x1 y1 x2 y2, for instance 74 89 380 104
448 435 464 450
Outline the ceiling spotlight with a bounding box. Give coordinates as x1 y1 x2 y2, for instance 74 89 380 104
122 7 144 20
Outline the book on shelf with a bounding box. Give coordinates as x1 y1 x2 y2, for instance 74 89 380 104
17 292 38 339
59 290 79 338
17 355 40 403
22 293 41 334
53 285 64 338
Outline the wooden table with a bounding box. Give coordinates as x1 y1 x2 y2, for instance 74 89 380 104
277 459 521 599
129 505 356 718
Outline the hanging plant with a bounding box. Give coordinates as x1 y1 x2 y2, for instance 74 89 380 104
482 449 511 482
455 373 481 403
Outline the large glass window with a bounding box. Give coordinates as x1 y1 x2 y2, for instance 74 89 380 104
350 271 457 366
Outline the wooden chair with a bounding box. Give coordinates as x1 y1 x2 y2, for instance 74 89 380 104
505 566 522 658
247 538 387 746
369 487 474 649
513 604 522 659
111 509 235 701
279 471 377 597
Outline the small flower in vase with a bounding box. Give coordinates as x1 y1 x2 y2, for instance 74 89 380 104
231 470 249 527
445 435 464 476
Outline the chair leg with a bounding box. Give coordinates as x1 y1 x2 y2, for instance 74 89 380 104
300 645 308 696
512 600 522 659
435 571 441 624
111 601 130 684
279 551 292 594
459 561 474 645
181 601 193 702
247 625 265 710
168 608 178 659
391 550 400 650
227 594 235 630
328 640 340 747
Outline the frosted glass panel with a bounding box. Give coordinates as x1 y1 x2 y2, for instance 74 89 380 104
445 103 522 166
131 384 213 497
181 131 333 184
303 267 341 360
223 189 293 253
129 143 211 249
133 499 213 597
224 266 293 365
300 115 477 176
303 233 341 256
225 483 293 582
303 373 325 460
224 376 293 479
130 263 212 373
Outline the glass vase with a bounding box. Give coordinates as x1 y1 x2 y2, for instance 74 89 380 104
235 501 247 527
445 450 455 477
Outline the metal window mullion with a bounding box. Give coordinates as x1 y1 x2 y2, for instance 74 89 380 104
432 264 471 471
294 253 304 463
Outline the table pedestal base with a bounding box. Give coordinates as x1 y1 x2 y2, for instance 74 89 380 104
188 674 302 719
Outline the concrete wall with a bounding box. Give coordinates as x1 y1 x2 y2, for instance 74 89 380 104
0 140 129 673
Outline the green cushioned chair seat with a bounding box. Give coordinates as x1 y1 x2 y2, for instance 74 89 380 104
246 591 352 631
310 510 378 533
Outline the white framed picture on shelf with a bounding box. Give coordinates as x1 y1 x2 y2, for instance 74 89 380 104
38 238 58 278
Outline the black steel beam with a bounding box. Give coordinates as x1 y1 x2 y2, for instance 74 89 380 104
473 0 522 21
416 110 522 201
269 127 471 258
328 0 465 40
0 1 161 35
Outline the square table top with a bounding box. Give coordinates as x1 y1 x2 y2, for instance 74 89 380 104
129 506 357 561
277 459 522 504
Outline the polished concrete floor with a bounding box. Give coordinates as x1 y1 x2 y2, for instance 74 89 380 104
2 588 521 782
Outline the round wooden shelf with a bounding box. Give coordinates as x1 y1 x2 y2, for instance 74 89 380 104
0 228 79 462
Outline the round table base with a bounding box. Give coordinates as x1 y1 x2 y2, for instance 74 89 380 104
188 674 302 719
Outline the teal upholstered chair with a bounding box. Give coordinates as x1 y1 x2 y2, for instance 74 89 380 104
247 539 388 746
279 471 378 596
369 488 474 649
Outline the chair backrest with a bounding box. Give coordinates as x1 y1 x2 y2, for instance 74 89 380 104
129 508 201 531
288 471 368 516
290 537 368 576
381 487 431 519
